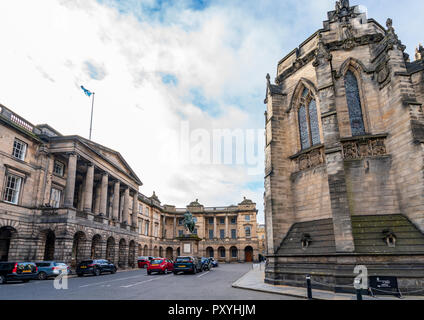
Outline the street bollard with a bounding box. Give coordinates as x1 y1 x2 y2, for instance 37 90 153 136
306 275 313 300
356 289 363 300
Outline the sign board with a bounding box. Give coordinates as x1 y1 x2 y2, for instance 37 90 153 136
369 276 402 298
183 243 191 254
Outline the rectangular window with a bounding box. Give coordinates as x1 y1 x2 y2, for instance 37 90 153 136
50 188 62 208
145 222 149 236
245 226 251 238
194 228 198 235
178 218 183 225
53 161 64 176
231 229 237 239
245 215 250 221
209 229 214 239
178 230 183 237
231 248 237 258
208 217 214 225
145 207 150 216
139 204 143 214
3 174 22 204
12 139 27 161
220 218 225 224
154 224 158 237
138 220 142 234
220 229 225 239
231 217 237 224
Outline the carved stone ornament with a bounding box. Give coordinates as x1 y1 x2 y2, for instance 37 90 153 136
342 137 387 160
313 33 332 67
385 18 407 53
333 0 353 22
342 23 356 50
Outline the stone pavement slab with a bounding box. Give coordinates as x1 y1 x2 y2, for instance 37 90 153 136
232 264 424 300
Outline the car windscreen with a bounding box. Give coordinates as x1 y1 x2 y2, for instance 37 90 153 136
150 260 163 264
175 257 191 262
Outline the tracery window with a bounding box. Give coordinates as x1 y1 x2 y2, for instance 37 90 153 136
298 88 321 150
344 70 366 136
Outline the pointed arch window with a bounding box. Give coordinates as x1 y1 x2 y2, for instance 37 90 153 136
344 70 365 136
298 88 321 150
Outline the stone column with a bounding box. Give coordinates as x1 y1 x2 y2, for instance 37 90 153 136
162 215 166 238
99 173 108 216
132 191 138 227
93 185 101 215
213 216 217 239
225 215 229 239
83 163 94 212
64 153 77 208
122 187 130 225
173 215 177 238
112 181 120 221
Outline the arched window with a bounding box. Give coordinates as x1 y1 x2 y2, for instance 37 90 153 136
298 88 321 150
344 70 365 136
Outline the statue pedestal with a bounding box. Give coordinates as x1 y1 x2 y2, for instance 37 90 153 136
177 234 201 257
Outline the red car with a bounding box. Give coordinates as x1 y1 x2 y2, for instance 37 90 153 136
137 258 150 269
147 258 174 275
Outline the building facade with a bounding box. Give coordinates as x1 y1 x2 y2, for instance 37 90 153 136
0 105 259 268
264 1 424 294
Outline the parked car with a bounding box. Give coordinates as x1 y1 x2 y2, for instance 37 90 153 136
173 256 202 275
147 258 174 275
210 258 219 268
35 261 71 280
200 257 212 271
137 258 150 269
76 259 117 277
0 262 38 284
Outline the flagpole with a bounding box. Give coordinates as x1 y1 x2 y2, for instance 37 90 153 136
89 92 95 140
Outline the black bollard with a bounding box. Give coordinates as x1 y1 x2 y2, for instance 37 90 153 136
306 275 313 300
356 289 363 300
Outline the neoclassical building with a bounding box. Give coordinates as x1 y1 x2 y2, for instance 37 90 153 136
0 104 259 268
264 1 424 293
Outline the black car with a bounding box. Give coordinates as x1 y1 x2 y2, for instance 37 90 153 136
173 256 202 274
200 257 212 271
76 259 117 277
0 262 38 284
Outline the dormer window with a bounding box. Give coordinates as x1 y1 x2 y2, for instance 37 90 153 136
298 88 321 150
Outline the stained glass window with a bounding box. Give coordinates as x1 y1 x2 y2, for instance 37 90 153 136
298 105 310 150
309 100 320 146
298 87 321 150
345 71 365 136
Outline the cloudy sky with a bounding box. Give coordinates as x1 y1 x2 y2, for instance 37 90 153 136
0 0 423 223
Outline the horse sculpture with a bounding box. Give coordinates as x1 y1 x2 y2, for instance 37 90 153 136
183 211 196 234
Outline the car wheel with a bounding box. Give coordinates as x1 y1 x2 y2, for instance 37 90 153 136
93 268 100 276
147 271 151 275
0 275 6 284
22 279 30 283
111 267 117 274
38 272 47 280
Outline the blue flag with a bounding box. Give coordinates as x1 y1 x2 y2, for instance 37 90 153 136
81 85 93 97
